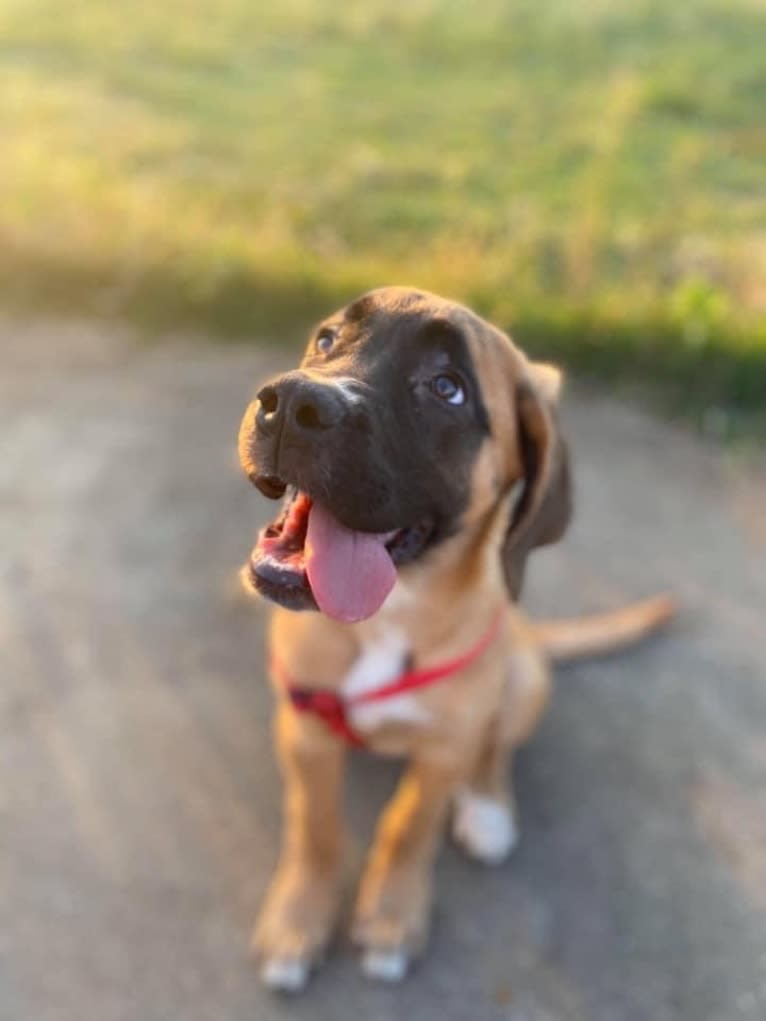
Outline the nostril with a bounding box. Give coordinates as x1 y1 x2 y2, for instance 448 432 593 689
295 402 322 430
257 385 279 415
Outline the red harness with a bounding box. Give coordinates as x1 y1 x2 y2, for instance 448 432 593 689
272 610 504 747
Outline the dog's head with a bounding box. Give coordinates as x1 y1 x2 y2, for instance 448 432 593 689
238 287 571 622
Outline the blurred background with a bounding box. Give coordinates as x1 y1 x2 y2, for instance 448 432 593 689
2 4 766 1021
1 0 765 425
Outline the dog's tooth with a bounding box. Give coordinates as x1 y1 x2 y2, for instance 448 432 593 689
361 949 409 983
260 957 310 992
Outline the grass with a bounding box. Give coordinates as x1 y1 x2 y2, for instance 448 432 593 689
1 0 765 426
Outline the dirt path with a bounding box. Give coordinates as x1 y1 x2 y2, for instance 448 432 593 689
2 320 765 1021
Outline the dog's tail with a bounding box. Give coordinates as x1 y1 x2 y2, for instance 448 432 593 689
531 594 677 664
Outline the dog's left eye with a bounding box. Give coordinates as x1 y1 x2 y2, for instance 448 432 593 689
430 373 465 406
316 329 335 354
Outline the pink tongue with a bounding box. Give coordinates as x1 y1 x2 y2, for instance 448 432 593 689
305 502 397 622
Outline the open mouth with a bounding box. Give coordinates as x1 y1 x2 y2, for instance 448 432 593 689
247 483 434 622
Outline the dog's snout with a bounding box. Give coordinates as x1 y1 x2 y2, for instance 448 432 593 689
256 376 347 437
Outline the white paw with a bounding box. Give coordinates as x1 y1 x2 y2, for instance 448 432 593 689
361 949 409 983
259 957 310 992
452 789 518 865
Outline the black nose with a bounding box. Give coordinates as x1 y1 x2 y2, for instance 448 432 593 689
255 374 347 437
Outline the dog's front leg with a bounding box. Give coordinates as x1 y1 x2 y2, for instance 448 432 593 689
254 702 346 991
352 750 462 982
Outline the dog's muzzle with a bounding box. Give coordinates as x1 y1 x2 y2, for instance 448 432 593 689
239 369 438 623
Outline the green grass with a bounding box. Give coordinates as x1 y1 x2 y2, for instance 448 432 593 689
1 0 765 425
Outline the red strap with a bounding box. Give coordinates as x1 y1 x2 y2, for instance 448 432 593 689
349 609 505 706
273 609 505 747
286 688 365 747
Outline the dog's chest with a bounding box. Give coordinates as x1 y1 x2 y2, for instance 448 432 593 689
342 629 431 733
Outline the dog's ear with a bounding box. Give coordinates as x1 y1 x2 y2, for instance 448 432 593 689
502 363 572 599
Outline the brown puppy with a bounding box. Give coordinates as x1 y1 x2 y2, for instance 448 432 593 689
238 286 673 990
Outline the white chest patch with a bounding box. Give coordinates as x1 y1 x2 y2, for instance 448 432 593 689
342 629 431 732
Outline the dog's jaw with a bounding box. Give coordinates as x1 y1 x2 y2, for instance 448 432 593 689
246 486 439 622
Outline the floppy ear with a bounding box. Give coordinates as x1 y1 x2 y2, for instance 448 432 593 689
502 366 572 599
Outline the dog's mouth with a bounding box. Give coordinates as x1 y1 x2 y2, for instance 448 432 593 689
247 482 434 622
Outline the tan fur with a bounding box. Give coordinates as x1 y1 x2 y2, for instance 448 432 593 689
247 288 675 986
532 594 678 663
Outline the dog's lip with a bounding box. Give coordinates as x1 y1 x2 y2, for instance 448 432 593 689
251 469 410 538
248 546 314 593
247 489 315 606
246 553 318 612
251 473 287 500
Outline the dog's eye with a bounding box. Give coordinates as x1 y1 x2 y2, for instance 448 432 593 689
430 373 465 406
316 329 335 354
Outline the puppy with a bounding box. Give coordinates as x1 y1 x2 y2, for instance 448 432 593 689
238 286 673 990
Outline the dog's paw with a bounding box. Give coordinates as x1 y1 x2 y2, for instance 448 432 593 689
259 956 311 993
361 947 410 983
252 866 339 993
353 916 418 984
352 867 432 982
452 789 518 865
